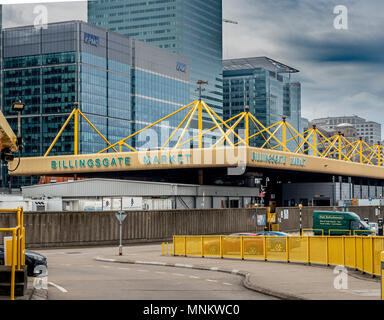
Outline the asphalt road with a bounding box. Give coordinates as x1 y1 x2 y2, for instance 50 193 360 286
35 245 276 300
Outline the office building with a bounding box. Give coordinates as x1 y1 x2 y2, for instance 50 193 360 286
88 0 223 123
311 116 381 146
223 57 301 149
1 20 190 187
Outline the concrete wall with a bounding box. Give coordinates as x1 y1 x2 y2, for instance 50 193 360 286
0 206 380 248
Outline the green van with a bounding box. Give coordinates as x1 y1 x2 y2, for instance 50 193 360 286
313 211 375 236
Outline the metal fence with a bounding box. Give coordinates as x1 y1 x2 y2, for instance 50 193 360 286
0 207 26 300
172 235 384 276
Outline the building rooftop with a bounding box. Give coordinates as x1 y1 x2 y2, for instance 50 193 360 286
223 56 299 73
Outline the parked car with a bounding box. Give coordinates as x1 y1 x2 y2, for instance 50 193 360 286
0 245 47 277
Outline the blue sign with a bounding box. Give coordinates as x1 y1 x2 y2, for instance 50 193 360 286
84 32 99 47
176 62 187 73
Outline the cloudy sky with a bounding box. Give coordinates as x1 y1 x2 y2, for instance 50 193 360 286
3 1 384 137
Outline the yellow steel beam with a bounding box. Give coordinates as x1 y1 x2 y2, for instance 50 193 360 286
44 108 76 157
98 100 198 153
261 122 283 149
248 113 283 147
247 115 275 149
78 110 120 152
160 102 197 150
201 102 235 147
198 100 203 148
74 109 78 155
201 101 246 146
211 112 246 149
173 102 198 149
178 113 244 149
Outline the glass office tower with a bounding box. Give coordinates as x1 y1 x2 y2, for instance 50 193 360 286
223 57 301 149
1 20 190 188
88 0 223 124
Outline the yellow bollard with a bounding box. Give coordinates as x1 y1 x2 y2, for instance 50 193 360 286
381 251 384 300
170 244 173 256
167 242 169 256
162 242 165 256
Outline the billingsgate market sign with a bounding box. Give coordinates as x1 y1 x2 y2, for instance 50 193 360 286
9 146 384 180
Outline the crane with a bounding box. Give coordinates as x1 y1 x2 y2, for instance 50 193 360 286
223 19 238 24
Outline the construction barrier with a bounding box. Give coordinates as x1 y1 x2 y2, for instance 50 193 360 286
171 235 384 277
0 207 26 300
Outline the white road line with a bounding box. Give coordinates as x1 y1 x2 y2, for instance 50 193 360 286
210 267 219 271
101 265 112 269
231 269 239 274
206 279 218 283
48 282 68 293
118 267 131 270
155 271 167 275
96 257 116 262
223 282 233 286
189 275 200 279
174 263 193 268
172 273 184 276
137 269 149 272
135 261 167 266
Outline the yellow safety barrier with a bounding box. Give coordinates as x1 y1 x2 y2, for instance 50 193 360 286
171 234 384 277
0 207 25 300
303 228 324 236
381 251 384 300
328 229 351 236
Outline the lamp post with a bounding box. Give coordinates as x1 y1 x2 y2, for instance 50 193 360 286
11 99 25 150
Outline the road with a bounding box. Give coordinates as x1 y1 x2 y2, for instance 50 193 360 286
35 244 275 300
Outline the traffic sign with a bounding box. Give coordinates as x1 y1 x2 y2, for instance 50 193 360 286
115 211 127 223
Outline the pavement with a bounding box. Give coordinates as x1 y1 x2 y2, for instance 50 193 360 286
96 247 382 300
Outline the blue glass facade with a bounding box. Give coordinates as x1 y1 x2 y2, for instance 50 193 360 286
223 57 301 149
0 21 190 187
88 0 223 124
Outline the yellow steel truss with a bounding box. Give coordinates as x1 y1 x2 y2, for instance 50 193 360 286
44 100 384 167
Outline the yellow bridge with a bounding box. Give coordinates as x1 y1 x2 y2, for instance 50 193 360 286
7 99 384 179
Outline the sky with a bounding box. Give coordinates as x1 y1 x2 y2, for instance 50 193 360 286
3 0 384 137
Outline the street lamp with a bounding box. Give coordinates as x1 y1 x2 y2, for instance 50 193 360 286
12 99 25 149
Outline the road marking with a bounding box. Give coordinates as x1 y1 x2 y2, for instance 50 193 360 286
48 282 68 293
155 271 167 274
206 279 218 283
189 275 200 279
210 267 219 271
137 269 149 273
231 269 240 274
175 263 193 268
101 265 112 269
135 261 167 266
172 273 184 276
223 282 233 286
96 257 116 262
118 267 131 270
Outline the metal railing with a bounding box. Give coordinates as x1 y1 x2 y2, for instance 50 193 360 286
171 235 384 277
0 207 25 300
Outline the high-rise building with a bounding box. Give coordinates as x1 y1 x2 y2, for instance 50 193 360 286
1 20 190 187
223 57 301 149
311 116 381 146
88 0 223 124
